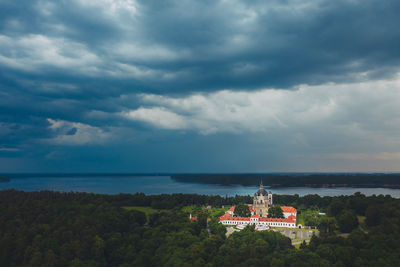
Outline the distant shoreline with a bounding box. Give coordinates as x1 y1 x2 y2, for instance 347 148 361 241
0 176 10 183
171 173 400 189
2 173 400 190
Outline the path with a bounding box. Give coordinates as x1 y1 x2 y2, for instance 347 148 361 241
292 239 311 245
225 226 239 237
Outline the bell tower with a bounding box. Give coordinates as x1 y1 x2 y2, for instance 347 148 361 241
253 181 271 217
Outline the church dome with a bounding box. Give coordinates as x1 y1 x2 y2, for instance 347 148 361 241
255 188 268 196
255 182 268 196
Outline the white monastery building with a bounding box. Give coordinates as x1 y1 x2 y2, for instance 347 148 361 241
281 206 297 219
219 183 297 229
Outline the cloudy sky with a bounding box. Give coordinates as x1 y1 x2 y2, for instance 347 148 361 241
1 0 400 172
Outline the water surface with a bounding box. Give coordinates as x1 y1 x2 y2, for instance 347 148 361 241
1 175 400 197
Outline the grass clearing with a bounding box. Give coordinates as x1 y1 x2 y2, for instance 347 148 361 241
292 239 310 249
182 205 197 214
296 207 325 227
357 215 366 225
296 213 305 226
208 206 229 218
181 205 230 218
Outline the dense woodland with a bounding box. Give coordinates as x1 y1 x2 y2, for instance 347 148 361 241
172 173 400 188
1 190 400 266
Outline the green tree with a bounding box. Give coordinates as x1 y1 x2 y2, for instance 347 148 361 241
267 205 284 218
209 218 227 239
327 199 344 217
318 217 336 237
337 210 358 233
271 257 284 267
43 250 57 267
92 235 105 263
254 238 269 257
197 210 209 229
234 203 251 217
346 229 366 249
365 205 381 226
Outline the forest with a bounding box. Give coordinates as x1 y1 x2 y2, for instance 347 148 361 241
0 190 399 266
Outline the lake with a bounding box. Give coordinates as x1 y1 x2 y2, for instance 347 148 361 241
1 174 400 197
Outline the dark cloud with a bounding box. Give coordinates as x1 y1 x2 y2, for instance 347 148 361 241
1 0 399 92
1 0 400 172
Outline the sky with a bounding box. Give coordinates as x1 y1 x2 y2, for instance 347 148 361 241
1 0 400 172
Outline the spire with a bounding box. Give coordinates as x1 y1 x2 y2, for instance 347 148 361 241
260 180 264 190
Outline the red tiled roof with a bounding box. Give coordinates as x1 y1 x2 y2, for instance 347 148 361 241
190 217 197 221
248 204 254 212
281 206 297 213
219 212 232 220
220 205 296 224
220 216 251 221
259 217 295 223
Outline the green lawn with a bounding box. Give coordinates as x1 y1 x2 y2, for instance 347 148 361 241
296 208 325 227
293 240 310 249
293 243 301 249
208 206 230 218
181 205 230 218
357 215 366 225
181 205 198 214
296 213 305 226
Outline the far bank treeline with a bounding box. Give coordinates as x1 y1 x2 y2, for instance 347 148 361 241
171 173 400 188
1 189 400 266
0 176 10 182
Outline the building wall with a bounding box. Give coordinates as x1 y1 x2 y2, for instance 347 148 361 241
220 219 296 228
253 195 269 217
283 212 296 219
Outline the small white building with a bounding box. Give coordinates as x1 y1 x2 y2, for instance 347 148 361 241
281 206 297 219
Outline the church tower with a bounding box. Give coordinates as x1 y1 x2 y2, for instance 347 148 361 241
253 182 272 217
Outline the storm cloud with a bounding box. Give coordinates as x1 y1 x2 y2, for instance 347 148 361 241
1 0 400 172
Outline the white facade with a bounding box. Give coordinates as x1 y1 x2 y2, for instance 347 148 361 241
283 212 296 219
220 216 296 228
